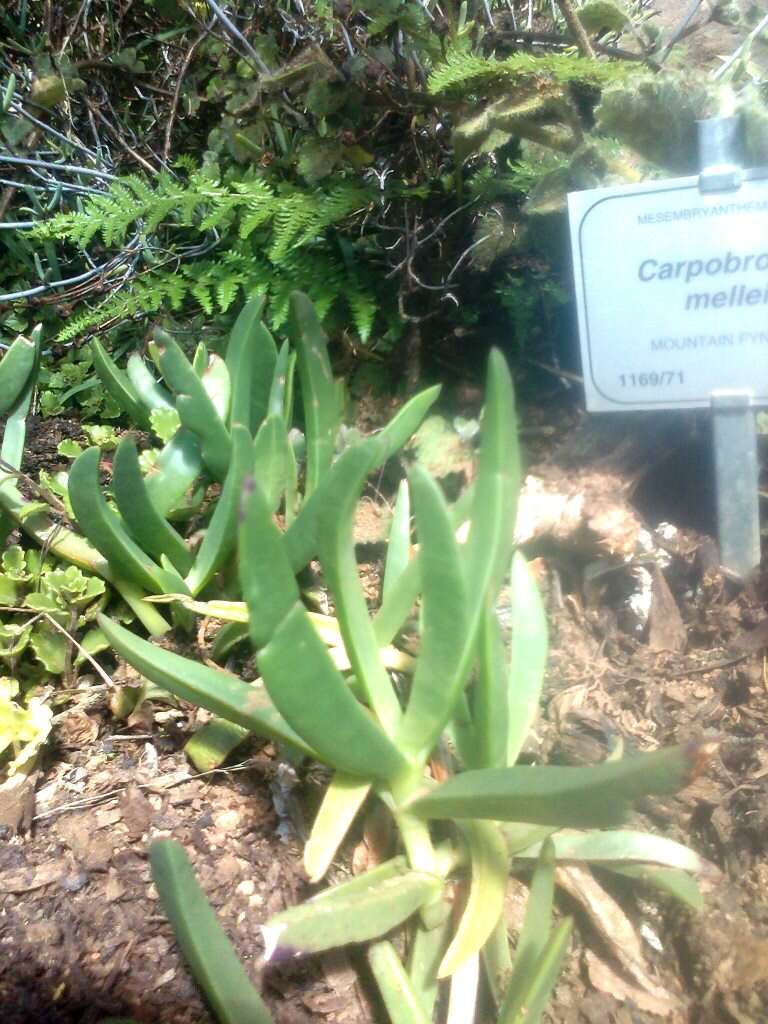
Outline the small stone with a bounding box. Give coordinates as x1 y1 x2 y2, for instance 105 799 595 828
236 879 255 897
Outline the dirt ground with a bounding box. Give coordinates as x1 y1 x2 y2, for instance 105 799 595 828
3 383 768 1024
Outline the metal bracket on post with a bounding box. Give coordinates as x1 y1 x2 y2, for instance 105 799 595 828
698 116 761 578
710 392 761 578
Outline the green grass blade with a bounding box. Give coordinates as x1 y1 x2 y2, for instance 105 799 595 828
374 384 442 460
144 428 204 517
368 941 432 1024
507 553 548 766
409 745 707 828
395 466 470 761
112 439 193 575
262 866 442 959
500 918 573 1024
508 839 555 996
258 601 409 779
382 479 410 606
304 773 371 883
316 442 402 734
0 331 37 415
1 326 39 472
68 447 178 594
438 821 508 978
187 424 252 595
149 839 273 1024
289 291 339 496
267 339 291 419
96 614 313 753
154 328 231 481
90 338 152 430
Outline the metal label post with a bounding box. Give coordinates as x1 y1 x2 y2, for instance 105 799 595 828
698 116 762 578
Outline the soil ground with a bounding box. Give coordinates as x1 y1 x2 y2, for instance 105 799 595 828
3 381 768 1023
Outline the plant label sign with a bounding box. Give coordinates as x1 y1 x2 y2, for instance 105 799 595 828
568 172 768 413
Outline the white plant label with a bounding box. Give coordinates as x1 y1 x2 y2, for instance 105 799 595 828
568 172 768 412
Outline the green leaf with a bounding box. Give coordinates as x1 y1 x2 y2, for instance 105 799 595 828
409 745 706 828
0 332 39 416
150 407 182 443
126 353 175 412
68 447 179 595
257 601 409 779
187 425 253 595
143 428 203 518
112 439 193 575
515 828 705 873
603 864 703 911
252 414 290 512
154 328 231 482
238 476 300 648
503 838 555 1013
368 941 432 1024
30 622 68 674
395 466 469 761
304 773 371 883
262 865 442 959
184 718 250 773
289 291 339 496
506 553 548 766
382 480 410 606
499 917 573 1024
473 604 508 769
149 840 274 1024
96 614 313 755
407 914 453 1019
226 297 277 434
438 821 508 978
316 441 401 734
90 339 152 430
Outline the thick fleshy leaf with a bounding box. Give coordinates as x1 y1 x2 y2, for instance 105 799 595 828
154 328 231 481
68 447 178 594
395 467 470 761
252 414 290 512
112 439 192 575
90 339 151 430
187 425 252 595
407 913 453 1018
409 745 708 828
316 442 401 733
603 864 703 910
238 476 300 648
289 291 339 496
96 614 313 754
0 332 38 416
472 604 508 769
515 829 705 874
257 601 408 779
438 821 508 978
284 385 440 573
499 918 573 1024
507 553 548 766
382 479 411 606
184 718 250 773
368 941 432 1024
463 349 520 629
126 353 174 412
150 840 274 1024
227 297 277 434
262 863 442 959
143 428 203 517
304 773 371 883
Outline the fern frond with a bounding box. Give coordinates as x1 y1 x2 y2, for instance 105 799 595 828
428 50 629 96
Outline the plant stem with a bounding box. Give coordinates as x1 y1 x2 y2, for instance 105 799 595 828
554 0 595 58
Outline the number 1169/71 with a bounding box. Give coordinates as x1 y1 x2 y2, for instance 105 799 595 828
618 371 684 388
